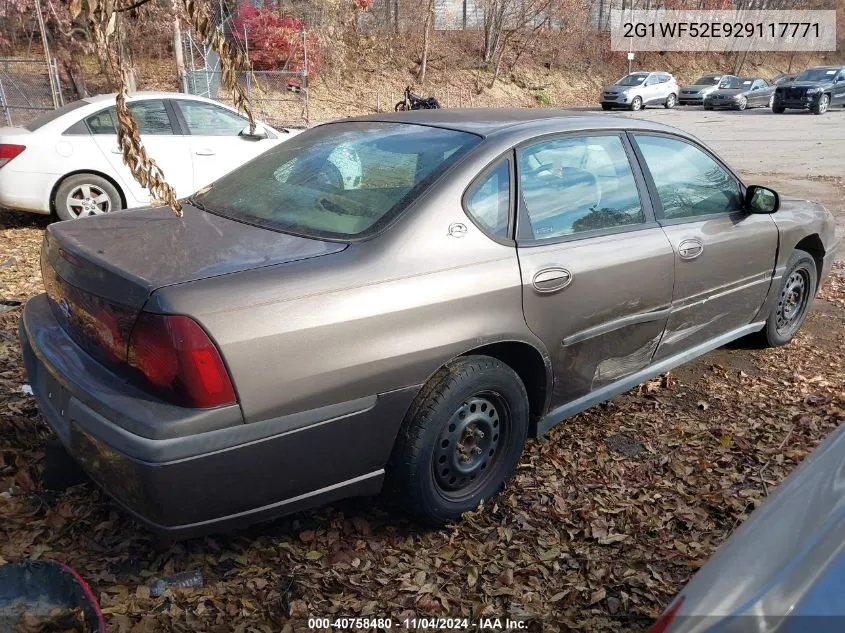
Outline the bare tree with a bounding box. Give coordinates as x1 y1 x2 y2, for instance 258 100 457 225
481 0 556 86
418 0 434 82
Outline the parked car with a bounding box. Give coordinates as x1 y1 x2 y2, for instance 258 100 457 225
703 77 776 111
773 66 845 115
649 422 845 633
772 72 797 85
20 109 838 537
678 74 737 106
600 72 679 111
0 92 299 220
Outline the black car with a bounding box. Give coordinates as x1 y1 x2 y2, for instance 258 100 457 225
703 77 775 111
773 66 845 115
772 73 797 86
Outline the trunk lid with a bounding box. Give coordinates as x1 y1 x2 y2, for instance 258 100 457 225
44 204 347 309
41 205 346 368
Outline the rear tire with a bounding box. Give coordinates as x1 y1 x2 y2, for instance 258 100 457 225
54 173 122 221
772 105 786 113
601 104 613 111
386 355 529 526
756 249 817 347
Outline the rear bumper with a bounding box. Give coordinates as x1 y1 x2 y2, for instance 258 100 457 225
21 294 415 537
0 169 55 214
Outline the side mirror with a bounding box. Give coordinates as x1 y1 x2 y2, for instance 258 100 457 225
239 125 268 140
745 185 779 214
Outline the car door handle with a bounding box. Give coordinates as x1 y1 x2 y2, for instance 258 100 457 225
532 267 572 293
195 149 216 156
678 239 704 260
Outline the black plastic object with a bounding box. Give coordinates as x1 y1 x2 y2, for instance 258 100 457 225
0 560 105 633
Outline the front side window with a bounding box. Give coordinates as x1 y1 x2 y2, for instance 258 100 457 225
517 135 645 241
84 100 173 135
634 135 742 220
465 161 510 239
178 101 248 136
193 122 481 240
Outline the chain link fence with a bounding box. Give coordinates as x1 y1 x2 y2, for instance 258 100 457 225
0 57 63 126
183 69 309 129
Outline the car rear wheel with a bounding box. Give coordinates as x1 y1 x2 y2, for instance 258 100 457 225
54 174 122 221
601 104 613 111
629 97 643 111
811 94 829 115
757 249 817 347
664 93 677 109
772 104 786 113
386 355 529 526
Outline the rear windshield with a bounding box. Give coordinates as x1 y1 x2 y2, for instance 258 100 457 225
23 100 87 131
192 122 481 240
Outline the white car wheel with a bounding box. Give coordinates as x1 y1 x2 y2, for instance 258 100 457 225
55 174 122 221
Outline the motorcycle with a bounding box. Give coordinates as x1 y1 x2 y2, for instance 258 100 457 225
395 85 441 111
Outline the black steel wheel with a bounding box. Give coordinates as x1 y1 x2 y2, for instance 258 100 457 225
432 393 511 502
387 355 529 526
757 249 817 347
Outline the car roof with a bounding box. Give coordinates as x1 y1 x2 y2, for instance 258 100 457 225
339 108 687 138
83 91 218 104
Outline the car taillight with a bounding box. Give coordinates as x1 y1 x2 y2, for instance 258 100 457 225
0 144 25 168
648 597 685 633
128 313 236 408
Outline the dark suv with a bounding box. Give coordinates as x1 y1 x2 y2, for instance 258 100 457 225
773 66 845 115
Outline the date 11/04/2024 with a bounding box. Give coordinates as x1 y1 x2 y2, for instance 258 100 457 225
307 617 529 630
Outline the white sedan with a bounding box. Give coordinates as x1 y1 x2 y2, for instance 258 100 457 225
0 92 299 220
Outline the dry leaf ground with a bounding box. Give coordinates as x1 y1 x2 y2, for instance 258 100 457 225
1 211 843 633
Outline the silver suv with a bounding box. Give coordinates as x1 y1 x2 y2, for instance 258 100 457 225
601 71 679 111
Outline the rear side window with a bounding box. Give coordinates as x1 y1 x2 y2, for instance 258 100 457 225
465 160 510 239
84 100 174 135
517 135 645 241
634 135 742 220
